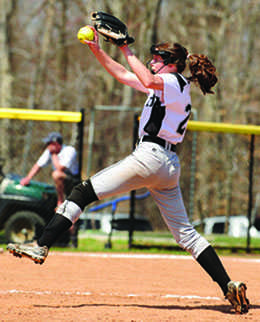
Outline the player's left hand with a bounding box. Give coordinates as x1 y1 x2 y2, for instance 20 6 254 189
91 11 134 47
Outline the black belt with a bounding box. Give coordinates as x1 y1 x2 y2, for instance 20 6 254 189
141 135 176 152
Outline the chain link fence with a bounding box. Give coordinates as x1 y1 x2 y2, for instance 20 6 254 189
0 107 260 250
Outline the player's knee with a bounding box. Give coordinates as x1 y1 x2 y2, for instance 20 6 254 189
52 170 58 181
67 179 98 210
176 228 208 258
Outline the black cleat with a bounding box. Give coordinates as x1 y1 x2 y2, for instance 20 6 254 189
225 281 249 314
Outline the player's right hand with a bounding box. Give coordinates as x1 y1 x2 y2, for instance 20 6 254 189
84 27 99 48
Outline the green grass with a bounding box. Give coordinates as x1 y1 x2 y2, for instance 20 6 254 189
2 230 260 255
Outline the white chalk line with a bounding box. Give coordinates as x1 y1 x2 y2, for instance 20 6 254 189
50 252 260 263
2 253 256 302
0 289 221 301
50 252 191 260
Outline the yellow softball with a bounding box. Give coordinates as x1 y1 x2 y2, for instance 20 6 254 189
77 26 94 43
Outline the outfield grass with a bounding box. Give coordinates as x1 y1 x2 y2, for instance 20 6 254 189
2 230 260 255
49 230 260 255
73 230 260 254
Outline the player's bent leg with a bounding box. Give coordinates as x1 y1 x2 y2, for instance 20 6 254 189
196 245 230 292
38 179 99 248
7 213 73 264
150 186 249 314
149 186 210 257
189 240 249 314
177 231 249 314
176 230 249 314
7 179 99 264
67 179 99 210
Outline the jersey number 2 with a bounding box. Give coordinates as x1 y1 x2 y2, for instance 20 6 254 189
176 104 191 135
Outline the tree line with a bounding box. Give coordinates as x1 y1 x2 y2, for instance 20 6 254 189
0 0 259 228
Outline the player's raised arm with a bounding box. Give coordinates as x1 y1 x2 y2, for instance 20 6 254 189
84 27 148 93
120 45 164 90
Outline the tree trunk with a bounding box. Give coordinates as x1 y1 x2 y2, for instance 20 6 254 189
0 0 16 171
56 0 69 111
22 0 56 174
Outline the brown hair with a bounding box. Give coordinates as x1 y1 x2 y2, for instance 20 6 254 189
187 54 218 95
153 42 218 95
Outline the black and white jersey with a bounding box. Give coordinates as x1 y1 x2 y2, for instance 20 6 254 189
139 73 191 145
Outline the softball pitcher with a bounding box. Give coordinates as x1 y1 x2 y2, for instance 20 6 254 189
8 13 249 315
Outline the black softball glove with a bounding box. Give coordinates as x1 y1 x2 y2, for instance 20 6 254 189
91 11 134 46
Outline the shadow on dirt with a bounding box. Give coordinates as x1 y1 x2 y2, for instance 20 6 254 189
34 302 257 315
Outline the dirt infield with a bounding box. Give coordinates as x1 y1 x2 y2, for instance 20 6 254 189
0 251 259 321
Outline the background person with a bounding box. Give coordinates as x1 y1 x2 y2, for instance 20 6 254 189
20 132 80 208
20 132 81 247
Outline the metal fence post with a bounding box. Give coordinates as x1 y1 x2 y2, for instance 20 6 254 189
77 108 85 179
246 134 255 253
128 113 139 249
189 108 198 221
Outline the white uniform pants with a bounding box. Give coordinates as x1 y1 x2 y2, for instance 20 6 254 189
91 141 209 258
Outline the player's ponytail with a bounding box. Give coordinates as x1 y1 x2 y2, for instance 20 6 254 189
187 54 218 95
